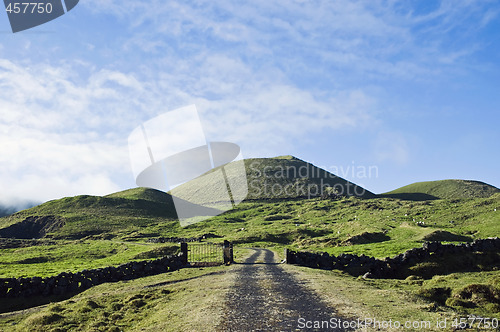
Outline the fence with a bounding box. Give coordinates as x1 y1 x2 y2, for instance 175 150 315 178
181 241 233 266
285 237 500 279
0 255 184 299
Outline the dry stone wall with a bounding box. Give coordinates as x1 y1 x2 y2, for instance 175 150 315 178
0 254 184 298
286 238 500 279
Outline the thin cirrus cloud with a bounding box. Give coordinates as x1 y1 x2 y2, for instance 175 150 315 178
81 0 496 76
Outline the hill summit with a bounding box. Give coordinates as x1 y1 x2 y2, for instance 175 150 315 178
383 179 500 200
170 155 375 204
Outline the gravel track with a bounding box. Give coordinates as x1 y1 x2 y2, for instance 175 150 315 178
218 248 345 331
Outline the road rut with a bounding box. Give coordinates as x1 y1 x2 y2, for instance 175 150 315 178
218 248 345 331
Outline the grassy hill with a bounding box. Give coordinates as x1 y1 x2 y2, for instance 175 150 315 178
106 187 172 203
0 157 499 275
381 179 500 200
170 156 375 207
0 188 181 240
0 161 498 246
243 156 375 199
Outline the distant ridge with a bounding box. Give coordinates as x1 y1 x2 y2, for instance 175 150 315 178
381 179 500 200
0 201 39 218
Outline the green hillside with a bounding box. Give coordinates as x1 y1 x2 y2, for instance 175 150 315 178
1 162 499 244
170 156 375 207
382 179 500 200
0 188 181 240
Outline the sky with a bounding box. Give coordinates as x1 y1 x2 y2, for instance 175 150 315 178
0 0 499 208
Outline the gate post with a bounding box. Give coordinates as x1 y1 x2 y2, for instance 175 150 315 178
223 240 233 265
285 248 293 264
180 242 188 265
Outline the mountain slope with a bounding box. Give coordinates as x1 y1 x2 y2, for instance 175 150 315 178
170 155 376 205
382 179 500 200
0 188 181 239
244 156 375 199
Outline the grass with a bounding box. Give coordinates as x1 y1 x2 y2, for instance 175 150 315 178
0 240 179 278
0 247 251 331
185 194 500 258
287 264 460 331
288 262 500 331
414 271 500 318
0 264 232 332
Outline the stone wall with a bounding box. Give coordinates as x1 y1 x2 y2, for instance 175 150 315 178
286 237 500 279
0 254 184 298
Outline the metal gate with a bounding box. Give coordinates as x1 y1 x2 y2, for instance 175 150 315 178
181 241 233 266
189 242 222 265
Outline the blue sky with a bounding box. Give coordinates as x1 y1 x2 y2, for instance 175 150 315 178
0 0 499 206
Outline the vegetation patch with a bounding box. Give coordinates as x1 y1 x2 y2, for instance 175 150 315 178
383 179 500 200
0 240 177 278
416 287 452 305
25 312 65 327
407 252 500 279
456 284 500 306
342 231 390 245
263 214 292 221
132 244 179 259
0 215 65 239
421 230 472 242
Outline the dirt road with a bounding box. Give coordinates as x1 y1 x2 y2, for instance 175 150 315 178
218 248 346 331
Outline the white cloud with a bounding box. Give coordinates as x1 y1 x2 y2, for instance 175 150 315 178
0 60 147 204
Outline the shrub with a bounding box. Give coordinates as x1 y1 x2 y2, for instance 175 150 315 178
416 287 451 305
457 284 500 305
